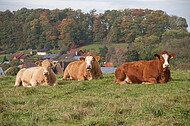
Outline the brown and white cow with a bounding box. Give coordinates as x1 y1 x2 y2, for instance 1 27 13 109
115 51 175 84
15 59 57 87
61 55 102 81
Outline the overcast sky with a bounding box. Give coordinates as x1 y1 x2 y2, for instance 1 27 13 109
0 0 190 31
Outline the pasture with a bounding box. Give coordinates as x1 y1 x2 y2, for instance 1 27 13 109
0 70 189 125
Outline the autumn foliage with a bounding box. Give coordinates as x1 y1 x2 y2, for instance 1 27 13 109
0 8 188 53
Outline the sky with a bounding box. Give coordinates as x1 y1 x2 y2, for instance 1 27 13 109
0 0 190 32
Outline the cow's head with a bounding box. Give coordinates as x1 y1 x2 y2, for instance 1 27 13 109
79 55 100 71
35 59 57 76
154 51 176 70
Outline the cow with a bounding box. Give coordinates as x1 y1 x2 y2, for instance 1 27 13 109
15 59 57 87
115 51 176 84
60 55 102 81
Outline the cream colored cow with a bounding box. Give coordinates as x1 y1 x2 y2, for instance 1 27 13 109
15 59 57 87
61 55 102 81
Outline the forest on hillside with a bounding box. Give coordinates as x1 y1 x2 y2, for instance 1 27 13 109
0 8 189 69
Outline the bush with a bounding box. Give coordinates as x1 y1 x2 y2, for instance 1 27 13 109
1 63 11 71
6 66 20 76
10 59 21 66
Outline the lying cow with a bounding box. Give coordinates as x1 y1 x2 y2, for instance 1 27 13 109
61 55 102 80
115 51 175 84
15 59 57 87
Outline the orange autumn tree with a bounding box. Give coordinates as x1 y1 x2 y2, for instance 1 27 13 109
57 18 79 47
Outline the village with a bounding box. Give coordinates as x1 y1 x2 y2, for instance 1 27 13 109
0 48 116 77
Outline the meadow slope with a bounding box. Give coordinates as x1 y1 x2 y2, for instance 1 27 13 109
0 70 190 125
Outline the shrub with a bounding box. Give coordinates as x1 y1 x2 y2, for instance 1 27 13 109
6 66 20 76
1 63 10 71
10 59 21 66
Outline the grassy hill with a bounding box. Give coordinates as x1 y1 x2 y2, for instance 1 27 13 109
78 43 129 51
0 70 190 125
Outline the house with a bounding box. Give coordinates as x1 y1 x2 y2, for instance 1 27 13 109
0 67 5 76
20 62 36 69
42 54 58 60
9 53 29 62
67 49 84 56
103 62 114 67
3 61 10 64
37 49 48 55
59 54 75 61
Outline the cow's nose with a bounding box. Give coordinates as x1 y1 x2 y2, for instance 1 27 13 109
43 71 49 76
86 65 92 71
164 64 169 68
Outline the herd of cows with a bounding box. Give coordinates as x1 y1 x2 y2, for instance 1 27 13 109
14 51 175 87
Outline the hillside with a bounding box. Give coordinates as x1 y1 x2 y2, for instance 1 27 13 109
78 43 129 52
0 70 190 125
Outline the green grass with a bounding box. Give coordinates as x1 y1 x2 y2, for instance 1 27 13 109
0 54 13 63
78 43 129 51
0 70 190 125
49 50 60 54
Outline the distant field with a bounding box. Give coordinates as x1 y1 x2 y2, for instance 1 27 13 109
78 43 129 51
0 70 189 125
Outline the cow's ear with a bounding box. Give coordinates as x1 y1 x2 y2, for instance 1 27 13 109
154 54 160 59
51 62 57 67
79 57 85 61
95 56 100 61
35 61 42 67
170 53 176 59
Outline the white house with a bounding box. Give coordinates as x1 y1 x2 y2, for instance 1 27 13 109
37 49 48 55
0 67 5 76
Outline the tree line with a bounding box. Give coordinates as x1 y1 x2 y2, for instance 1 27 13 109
0 8 188 51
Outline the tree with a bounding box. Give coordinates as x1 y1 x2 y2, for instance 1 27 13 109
105 47 127 67
6 66 20 76
93 14 107 42
140 10 170 37
125 49 139 62
57 18 79 47
99 46 108 61
169 16 188 31
2 56 8 63
1 63 10 71
10 59 22 67
134 35 161 60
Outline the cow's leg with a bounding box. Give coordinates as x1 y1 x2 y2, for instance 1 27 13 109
169 76 173 81
30 79 38 87
53 80 57 86
15 76 22 87
22 80 32 87
115 69 129 84
78 76 86 81
142 78 157 84
61 69 70 80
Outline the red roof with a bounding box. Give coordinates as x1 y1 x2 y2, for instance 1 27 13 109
9 53 28 60
67 49 81 55
20 55 28 59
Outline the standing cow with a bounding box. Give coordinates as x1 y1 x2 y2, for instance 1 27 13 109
61 55 102 81
115 51 175 84
15 59 57 87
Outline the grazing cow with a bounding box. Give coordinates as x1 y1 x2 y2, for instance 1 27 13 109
115 51 175 84
15 59 57 87
61 55 102 81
